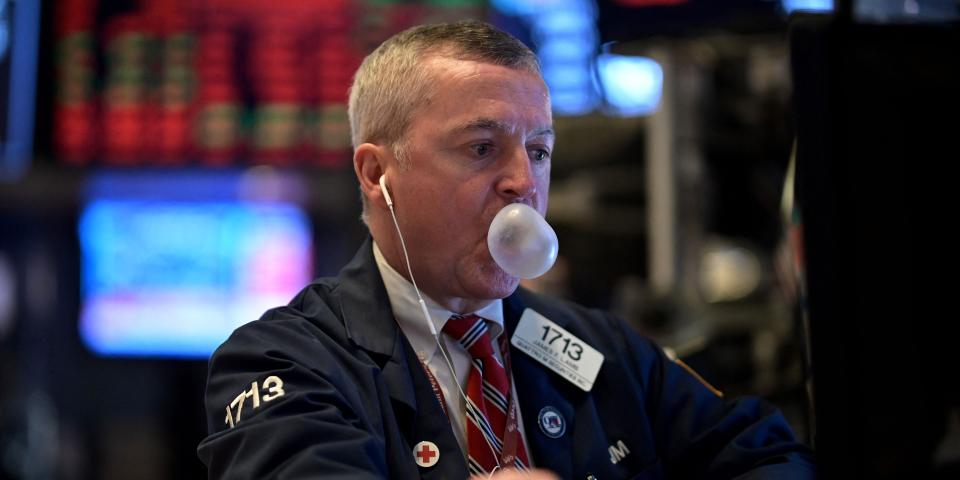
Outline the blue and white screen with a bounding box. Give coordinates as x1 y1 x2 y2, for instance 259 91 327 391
79 182 312 358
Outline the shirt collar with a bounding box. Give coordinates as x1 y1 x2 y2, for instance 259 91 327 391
372 241 505 359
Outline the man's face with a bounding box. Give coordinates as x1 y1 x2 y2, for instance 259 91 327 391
385 56 553 311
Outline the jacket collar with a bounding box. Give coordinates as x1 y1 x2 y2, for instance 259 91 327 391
335 237 468 476
338 236 400 356
504 290 579 477
337 236 416 412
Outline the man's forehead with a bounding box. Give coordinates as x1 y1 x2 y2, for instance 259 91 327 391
452 117 555 139
412 55 553 139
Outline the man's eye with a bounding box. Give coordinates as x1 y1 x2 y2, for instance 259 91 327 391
531 149 550 162
471 144 492 156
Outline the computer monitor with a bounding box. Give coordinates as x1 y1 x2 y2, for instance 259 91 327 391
78 170 314 358
0 0 40 179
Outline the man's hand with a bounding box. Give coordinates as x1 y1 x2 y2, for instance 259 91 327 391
470 468 559 480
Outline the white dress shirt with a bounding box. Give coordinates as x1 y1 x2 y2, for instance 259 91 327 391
372 242 533 463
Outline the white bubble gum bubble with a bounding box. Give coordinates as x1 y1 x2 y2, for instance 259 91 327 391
487 203 559 279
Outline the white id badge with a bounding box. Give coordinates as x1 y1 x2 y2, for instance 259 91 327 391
511 308 604 392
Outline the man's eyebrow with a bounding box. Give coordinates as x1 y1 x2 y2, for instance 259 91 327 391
452 118 555 138
531 126 555 138
454 118 509 133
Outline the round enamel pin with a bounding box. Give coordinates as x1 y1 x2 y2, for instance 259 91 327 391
413 441 440 468
538 406 566 438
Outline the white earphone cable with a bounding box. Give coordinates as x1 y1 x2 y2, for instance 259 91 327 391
385 198 504 473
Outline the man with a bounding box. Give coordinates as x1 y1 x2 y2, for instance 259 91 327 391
198 21 815 479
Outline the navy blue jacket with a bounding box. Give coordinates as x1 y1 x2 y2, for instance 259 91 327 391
198 238 815 479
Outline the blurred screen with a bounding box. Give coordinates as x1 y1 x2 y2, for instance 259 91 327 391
52 0 485 167
854 0 958 23
78 172 313 358
0 0 40 179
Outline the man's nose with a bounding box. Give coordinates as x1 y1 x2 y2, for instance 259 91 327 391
497 148 537 201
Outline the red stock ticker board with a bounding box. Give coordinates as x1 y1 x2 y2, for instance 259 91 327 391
52 0 470 168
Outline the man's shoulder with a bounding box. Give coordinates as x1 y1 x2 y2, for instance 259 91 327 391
514 288 609 324
213 276 349 360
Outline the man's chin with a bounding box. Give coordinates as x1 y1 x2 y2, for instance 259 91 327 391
458 253 520 300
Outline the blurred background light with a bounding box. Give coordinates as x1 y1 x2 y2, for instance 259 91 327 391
855 0 959 22
0 252 13 339
597 53 663 117
0 0 41 181
78 172 313 358
699 241 763 303
782 0 833 14
489 0 558 17
494 0 602 115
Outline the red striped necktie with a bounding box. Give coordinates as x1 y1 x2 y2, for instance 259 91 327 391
443 314 530 475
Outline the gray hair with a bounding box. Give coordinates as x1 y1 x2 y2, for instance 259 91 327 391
347 20 542 162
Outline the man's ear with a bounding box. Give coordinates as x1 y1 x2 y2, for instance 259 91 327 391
354 143 390 209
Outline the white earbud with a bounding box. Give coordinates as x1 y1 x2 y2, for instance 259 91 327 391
379 172 433 335
379 174 393 207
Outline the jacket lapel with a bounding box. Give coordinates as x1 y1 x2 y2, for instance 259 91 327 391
338 237 417 414
400 334 470 479
336 237 467 478
504 291 581 478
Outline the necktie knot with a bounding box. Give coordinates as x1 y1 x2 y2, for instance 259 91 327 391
443 314 494 359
